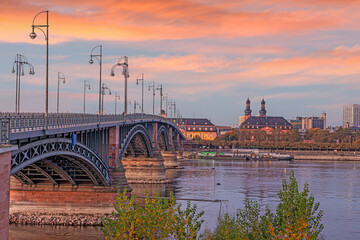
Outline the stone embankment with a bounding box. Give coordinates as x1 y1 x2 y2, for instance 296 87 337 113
9 212 114 226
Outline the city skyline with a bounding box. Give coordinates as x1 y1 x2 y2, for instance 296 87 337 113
2 1 360 126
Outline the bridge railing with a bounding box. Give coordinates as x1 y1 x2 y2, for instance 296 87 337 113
0 112 177 144
0 118 10 145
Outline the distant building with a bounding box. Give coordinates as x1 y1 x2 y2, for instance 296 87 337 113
343 104 360 127
289 117 302 129
216 126 233 136
240 98 292 134
289 114 326 137
301 113 326 130
171 118 217 140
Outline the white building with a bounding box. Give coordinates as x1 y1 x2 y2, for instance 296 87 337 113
343 104 360 127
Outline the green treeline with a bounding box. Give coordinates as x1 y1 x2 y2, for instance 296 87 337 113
102 171 324 239
198 127 360 150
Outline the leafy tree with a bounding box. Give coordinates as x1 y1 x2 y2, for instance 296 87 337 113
269 171 324 239
205 171 324 240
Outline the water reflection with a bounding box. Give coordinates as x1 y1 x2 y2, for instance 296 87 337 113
10 159 360 239
9 224 104 240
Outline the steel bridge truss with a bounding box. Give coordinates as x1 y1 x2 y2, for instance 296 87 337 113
120 124 153 160
11 138 110 186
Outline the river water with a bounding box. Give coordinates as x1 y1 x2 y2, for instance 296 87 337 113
10 159 360 240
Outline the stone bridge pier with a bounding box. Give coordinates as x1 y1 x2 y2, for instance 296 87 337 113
120 122 166 182
0 145 17 239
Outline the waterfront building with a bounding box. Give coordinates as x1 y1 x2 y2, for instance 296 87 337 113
216 126 233 136
290 114 326 130
171 118 217 140
302 113 326 130
289 117 302 129
343 104 360 127
240 98 292 134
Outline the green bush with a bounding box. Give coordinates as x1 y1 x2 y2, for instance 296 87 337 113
206 171 324 240
102 190 204 239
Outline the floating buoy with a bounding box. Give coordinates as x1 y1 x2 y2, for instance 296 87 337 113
284 168 287 174
217 183 221 185
269 161 271 164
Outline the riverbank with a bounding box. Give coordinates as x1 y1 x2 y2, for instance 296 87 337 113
184 150 360 161
9 212 112 226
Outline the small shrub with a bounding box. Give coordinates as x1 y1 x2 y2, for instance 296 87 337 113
206 171 323 240
101 190 204 240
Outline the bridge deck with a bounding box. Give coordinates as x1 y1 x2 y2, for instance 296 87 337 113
0 113 181 143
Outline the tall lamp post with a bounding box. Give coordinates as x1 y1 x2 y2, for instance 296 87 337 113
136 73 144 116
57 72 66 113
169 100 176 118
148 81 156 115
163 93 168 116
133 100 141 114
114 92 120 115
83 80 91 113
156 84 163 115
89 45 102 115
29 10 49 129
110 56 129 114
101 83 111 114
11 54 35 113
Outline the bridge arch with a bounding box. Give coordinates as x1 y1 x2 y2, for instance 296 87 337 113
119 124 154 160
11 138 110 186
157 125 170 151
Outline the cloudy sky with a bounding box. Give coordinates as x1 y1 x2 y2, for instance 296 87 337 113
1 0 360 126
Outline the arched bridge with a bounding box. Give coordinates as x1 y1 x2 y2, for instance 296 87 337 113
0 113 185 189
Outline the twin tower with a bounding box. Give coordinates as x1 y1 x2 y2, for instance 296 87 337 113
244 98 266 119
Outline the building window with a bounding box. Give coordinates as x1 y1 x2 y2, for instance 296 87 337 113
193 127 195 130
188 127 190 130
205 128 207 130
205 122 207 125
210 128 213 130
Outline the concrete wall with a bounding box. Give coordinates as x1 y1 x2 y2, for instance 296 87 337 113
0 145 17 240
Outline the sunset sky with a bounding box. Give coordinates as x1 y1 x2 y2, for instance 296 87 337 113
2 0 360 126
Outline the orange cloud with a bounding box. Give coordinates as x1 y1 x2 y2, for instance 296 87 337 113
0 0 346 44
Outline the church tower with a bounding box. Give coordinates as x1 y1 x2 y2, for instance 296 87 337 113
244 98 252 120
259 98 267 117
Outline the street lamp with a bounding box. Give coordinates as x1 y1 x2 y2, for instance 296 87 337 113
29 10 49 129
163 93 168 116
169 100 176 118
156 84 163 115
101 83 111 114
110 56 129 114
133 100 141 114
148 81 156 115
114 92 120 115
57 72 66 113
83 80 91 113
136 73 144 116
89 45 102 115
11 54 35 113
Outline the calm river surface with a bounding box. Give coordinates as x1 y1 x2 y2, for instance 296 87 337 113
10 159 360 240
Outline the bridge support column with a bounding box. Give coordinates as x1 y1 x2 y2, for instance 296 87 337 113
161 150 178 169
122 152 166 182
162 127 178 169
109 126 131 190
0 145 17 239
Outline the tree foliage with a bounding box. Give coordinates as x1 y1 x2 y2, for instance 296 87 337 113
205 171 324 240
102 190 204 240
